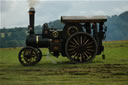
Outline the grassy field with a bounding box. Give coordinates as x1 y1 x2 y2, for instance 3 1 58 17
0 40 128 85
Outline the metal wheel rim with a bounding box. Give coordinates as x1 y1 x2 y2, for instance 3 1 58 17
65 32 97 63
35 48 42 62
19 47 39 66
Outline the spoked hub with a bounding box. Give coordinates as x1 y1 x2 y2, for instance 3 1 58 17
65 32 97 63
67 26 79 36
18 47 42 66
63 23 83 39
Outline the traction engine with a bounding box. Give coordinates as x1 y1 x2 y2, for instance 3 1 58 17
18 8 107 66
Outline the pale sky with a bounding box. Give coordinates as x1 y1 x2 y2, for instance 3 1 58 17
0 0 128 28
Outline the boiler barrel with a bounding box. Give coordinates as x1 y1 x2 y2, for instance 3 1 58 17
26 35 51 48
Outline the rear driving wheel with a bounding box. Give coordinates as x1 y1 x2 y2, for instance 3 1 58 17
65 32 97 63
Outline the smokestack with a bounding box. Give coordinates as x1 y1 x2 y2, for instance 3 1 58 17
28 7 35 35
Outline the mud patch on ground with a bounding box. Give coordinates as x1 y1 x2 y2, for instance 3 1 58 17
0 73 5 75
112 72 128 76
0 77 13 80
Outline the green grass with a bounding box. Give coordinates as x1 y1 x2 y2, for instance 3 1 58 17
0 40 128 85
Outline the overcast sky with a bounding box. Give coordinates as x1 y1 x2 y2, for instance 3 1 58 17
0 0 128 28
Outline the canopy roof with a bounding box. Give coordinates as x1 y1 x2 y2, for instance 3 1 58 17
61 16 107 23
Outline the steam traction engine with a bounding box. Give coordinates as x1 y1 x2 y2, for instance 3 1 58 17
18 8 107 66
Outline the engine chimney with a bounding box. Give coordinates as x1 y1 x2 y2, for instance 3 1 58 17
28 7 35 35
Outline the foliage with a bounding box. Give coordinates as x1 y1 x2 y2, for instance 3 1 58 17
0 11 128 48
106 11 128 40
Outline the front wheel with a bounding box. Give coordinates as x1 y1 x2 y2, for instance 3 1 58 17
65 32 97 63
18 47 42 66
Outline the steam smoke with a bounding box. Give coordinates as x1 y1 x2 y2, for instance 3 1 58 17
46 53 57 64
27 0 40 8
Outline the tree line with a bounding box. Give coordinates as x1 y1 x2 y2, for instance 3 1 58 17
0 11 128 48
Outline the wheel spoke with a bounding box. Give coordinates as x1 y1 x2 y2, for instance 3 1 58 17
87 41 93 45
86 50 92 56
72 53 78 60
87 49 94 52
24 50 28 55
69 50 77 55
70 40 77 46
69 44 77 48
28 50 31 55
73 53 77 57
77 53 80 60
81 53 86 60
80 36 83 45
82 36 86 44
83 52 89 58
79 53 82 62
86 45 93 49
75 56 78 60
68 48 75 51
76 36 80 44
73 38 79 45
72 53 76 58
83 39 89 46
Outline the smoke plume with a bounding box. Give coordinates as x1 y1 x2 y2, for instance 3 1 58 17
27 0 40 8
46 53 57 64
